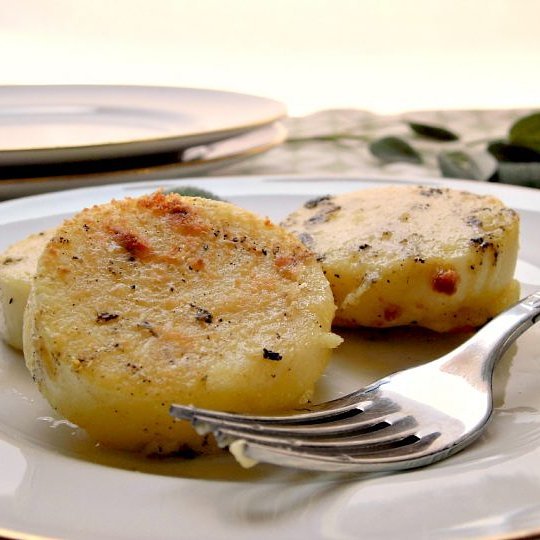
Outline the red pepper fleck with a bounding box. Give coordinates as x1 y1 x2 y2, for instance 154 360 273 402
275 254 302 268
190 258 205 271
432 268 459 295
109 227 150 259
383 304 402 322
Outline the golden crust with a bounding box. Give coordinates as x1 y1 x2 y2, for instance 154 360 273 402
282 185 520 332
24 192 341 454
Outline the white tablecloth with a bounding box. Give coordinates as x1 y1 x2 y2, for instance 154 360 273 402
218 108 534 183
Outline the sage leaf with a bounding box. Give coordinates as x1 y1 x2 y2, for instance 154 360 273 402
497 162 540 188
369 136 423 164
165 186 223 200
437 150 495 181
488 140 540 163
509 112 540 152
408 122 459 141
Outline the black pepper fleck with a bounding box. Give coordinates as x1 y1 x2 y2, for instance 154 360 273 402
263 348 283 361
466 215 483 228
190 304 213 324
419 187 444 197
298 232 314 249
138 321 158 337
304 195 332 209
2 257 22 265
306 203 341 224
96 312 119 323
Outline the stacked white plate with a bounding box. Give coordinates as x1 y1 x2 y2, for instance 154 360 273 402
0 85 287 198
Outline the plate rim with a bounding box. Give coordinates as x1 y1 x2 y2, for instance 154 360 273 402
1 174 539 221
0 123 287 198
0 85 287 165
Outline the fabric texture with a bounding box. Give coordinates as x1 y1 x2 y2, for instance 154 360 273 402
217 108 534 181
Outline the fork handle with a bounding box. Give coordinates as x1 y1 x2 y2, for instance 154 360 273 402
465 290 540 376
522 290 540 316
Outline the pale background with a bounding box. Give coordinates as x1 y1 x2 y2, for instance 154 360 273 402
1 0 539 116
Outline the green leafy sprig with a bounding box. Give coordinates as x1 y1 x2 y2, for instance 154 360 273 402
287 112 540 187
370 113 540 187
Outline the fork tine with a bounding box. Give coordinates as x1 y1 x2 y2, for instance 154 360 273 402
189 408 407 441
236 430 443 472
169 385 393 430
212 413 419 449
169 399 373 426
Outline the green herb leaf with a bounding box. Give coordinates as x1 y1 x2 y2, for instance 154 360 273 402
165 186 223 200
437 151 496 181
488 140 540 163
509 112 540 152
408 122 459 141
369 137 423 164
497 162 540 188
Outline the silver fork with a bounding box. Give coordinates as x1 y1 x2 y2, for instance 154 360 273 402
170 291 540 473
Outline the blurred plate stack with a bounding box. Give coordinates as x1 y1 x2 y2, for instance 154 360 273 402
0 85 287 199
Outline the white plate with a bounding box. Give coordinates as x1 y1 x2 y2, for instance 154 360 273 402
0 122 287 200
1 175 539 540
0 85 286 165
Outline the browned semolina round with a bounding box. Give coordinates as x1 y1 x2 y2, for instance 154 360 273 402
282 185 520 332
23 192 341 455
